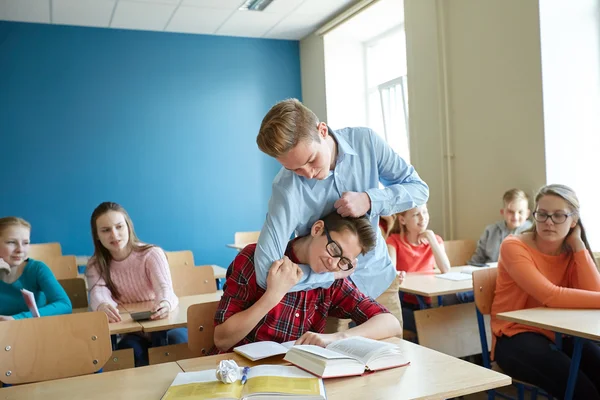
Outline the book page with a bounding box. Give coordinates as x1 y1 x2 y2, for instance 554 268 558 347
234 341 289 361
435 272 472 281
21 289 40 318
292 344 353 360
244 365 322 398
326 337 396 364
161 370 242 400
281 340 296 349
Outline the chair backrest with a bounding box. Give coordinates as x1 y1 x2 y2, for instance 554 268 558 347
171 265 217 296
444 239 477 266
473 267 498 315
58 278 89 309
234 231 260 246
28 243 62 263
102 348 135 372
148 343 194 365
0 312 111 384
44 255 78 280
187 301 219 356
165 250 195 268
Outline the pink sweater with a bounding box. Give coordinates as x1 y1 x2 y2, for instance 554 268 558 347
86 246 179 312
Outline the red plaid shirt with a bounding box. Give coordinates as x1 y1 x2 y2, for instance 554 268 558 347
211 243 389 354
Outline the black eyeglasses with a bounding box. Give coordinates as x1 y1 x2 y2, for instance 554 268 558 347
533 211 574 224
323 224 354 271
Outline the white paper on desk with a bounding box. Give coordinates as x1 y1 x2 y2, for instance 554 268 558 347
21 289 40 317
435 272 472 281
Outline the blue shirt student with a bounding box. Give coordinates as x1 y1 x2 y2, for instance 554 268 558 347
0 259 72 319
255 127 429 299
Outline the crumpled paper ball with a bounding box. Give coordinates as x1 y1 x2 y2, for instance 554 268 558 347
215 359 241 384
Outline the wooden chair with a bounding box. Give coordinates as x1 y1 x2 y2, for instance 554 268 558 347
0 312 111 384
234 231 260 246
472 268 550 400
444 239 477 266
102 348 135 372
148 343 193 365
187 301 219 356
171 265 217 296
28 242 62 263
45 255 78 280
165 250 194 268
58 278 89 309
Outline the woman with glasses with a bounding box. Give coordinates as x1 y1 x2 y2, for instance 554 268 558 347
491 184 600 400
210 211 401 353
385 204 451 336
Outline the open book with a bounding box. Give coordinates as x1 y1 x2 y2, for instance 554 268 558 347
161 365 326 400
234 341 296 361
436 263 498 281
283 337 409 378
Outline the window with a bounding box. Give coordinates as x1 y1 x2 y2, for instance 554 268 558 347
365 28 409 161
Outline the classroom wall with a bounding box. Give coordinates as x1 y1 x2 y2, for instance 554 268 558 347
539 0 600 250
0 21 301 267
404 0 548 240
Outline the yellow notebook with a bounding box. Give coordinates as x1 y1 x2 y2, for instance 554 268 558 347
161 365 326 400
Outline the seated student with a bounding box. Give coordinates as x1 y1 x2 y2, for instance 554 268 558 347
0 217 72 320
212 212 401 352
385 204 451 335
85 202 186 366
469 188 532 264
491 184 600 400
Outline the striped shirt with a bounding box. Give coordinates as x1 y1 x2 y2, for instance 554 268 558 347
212 243 389 354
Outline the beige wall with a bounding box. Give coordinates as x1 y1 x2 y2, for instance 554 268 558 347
300 33 328 122
405 0 547 240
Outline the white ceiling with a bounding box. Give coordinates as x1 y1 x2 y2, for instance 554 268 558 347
0 0 359 40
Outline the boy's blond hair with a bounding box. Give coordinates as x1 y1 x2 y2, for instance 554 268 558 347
256 98 320 158
502 188 529 206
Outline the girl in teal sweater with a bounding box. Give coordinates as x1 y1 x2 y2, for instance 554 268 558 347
0 217 72 320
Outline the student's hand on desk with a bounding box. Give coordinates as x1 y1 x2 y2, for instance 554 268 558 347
295 331 345 348
334 192 371 218
98 303 121 323
265 256 303 302
151 300 171 320
0 316 14 322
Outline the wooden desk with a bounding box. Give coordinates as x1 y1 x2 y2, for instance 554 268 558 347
497 307 600 400
226 243 245 251
177 338 511 400
400 265 496 297
1 362 182 399
109 312 144 335
497 308 600 341
132 292 223 333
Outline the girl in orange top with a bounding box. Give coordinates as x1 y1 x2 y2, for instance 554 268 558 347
491 184 600 400
386 204 451 333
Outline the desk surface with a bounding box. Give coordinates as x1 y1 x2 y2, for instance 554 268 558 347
109 312 143 335
400 265 496 297
177 338 511 400
134 291 224 332
211 264 227 279
497 307 600 341
1 362 182 400
226 243 246 251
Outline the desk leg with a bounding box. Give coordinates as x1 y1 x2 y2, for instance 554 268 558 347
111 334 118 351
564 336 583 400
416 295 428 310
555 332 563 350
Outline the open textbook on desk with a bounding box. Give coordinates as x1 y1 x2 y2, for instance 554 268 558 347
162 365 326 400
235 337 409 379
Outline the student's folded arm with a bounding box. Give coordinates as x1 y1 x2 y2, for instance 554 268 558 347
146 248 179 310
431 236 451 273
255 185 334 292
569 250 600 292
501 241 600 308
85 262 118 311
469 229 490 264
12 262 72 320
365 129 429 216
213 265 271 351
328 280 401 339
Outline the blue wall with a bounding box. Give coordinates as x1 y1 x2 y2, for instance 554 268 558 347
0 21 300 268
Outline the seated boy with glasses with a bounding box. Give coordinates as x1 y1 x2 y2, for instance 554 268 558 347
212 212 402 353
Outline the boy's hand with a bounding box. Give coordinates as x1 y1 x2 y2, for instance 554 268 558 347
265 257 303 302
295 331 347 348
334 192 371 217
